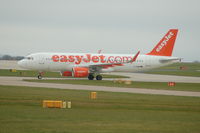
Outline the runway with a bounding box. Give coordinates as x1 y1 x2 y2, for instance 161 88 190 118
110 72 200 83
0 76 200 97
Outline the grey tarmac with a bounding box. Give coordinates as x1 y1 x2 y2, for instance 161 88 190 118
110 72 200 83
0 76 200 97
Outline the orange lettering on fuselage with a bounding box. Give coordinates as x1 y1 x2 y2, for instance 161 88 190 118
92 56 99 63
83 54 91 63
68 55 75 62
51 54 133 65
52 55 59 62
75 55 83 65
60 55 67 62
99 55 106 63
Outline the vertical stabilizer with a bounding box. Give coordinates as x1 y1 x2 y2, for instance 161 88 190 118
147 29 178 56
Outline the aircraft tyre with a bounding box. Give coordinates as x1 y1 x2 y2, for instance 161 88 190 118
96 75 102 80
88 74 94 80
37 75 42 79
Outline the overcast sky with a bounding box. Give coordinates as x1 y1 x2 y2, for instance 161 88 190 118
0 0 199 61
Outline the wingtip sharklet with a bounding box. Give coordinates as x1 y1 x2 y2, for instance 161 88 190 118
131 51 140 63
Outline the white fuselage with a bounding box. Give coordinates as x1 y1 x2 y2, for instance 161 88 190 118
18 52 180 73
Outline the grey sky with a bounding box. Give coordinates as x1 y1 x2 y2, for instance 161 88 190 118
0 0 199 61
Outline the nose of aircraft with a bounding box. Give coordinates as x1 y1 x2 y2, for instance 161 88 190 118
18 59 27 68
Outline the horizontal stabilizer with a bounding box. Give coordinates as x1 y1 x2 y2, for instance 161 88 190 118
159 58 181 63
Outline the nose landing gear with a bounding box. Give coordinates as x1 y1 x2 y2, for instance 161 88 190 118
37 72 44 79
37 75 42 79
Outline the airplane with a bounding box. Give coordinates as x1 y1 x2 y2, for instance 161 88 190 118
18 29 180 80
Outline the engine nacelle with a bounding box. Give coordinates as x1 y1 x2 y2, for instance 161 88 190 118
72 67 89 77
61 71 72 76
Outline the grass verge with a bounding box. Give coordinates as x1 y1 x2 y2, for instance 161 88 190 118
145 62 200 77
0 85 200 133
24 79 200 92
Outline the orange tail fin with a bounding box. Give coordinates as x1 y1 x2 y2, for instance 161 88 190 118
147 29 178 56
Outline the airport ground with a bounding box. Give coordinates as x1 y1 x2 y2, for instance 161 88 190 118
0 85 200 133
0 60 200 132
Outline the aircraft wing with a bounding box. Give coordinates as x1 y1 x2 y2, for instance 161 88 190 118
78 51 140 71
91 51 140 67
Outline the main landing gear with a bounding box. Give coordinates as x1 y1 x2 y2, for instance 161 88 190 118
37 72 44 79
96 75 102 80
88 74 94 80
88 74 102 80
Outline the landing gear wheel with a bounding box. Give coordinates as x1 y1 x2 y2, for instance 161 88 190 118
96 75 102 80
37 75 42 79
88 74 94 80
38 72 44 79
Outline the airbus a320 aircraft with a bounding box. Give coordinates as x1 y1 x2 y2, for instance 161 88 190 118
18 29 180 80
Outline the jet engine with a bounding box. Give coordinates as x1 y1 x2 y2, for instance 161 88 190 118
72 67 89 77
61 71 72 76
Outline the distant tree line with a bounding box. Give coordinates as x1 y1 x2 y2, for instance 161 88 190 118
193 60 199 63
0 55 24 60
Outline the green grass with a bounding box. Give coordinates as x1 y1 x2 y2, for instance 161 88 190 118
0 69 129 78
145 62 200 77
25 79 200 92
0 69 61 77
0 85 200 133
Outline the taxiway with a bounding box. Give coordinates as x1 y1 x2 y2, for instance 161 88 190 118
0 76 200 97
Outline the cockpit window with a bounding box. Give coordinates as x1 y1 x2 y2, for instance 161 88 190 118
24 57 34 60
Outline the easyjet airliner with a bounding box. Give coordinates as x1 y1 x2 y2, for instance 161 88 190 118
18 29 180 80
